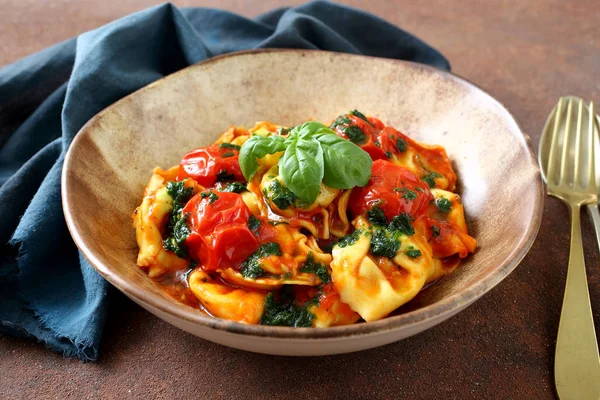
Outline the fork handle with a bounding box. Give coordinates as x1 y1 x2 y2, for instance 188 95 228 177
555 204 600 400
586 204 600 252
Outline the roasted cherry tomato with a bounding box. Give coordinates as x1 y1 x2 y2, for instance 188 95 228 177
331 114 388 161
177 143 245 187
183 191 259 270
349 159 433 221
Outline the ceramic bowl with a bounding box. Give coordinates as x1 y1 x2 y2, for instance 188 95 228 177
62 49 543 355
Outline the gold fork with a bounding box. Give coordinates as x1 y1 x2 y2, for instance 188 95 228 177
539 96 600 400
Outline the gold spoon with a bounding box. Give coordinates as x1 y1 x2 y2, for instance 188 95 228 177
539 96 600 400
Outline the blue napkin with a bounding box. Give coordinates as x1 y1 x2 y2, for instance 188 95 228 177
0 1 450 361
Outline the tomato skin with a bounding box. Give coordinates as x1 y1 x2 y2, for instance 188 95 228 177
177 144 244 187
183 191 259 270
349 160 432 221
332 115 388 161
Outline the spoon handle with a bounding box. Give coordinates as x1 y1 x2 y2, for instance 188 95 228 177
555 204 600 400
586 204 600 253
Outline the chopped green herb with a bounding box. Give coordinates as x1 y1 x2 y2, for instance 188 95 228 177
374 140 381 147
299 253 331 284
216 169 235 182
385 151 393 158
396 138 406 153
165 181 194 211
335 229 364 248
240 242 282 279
330 115 351 130
367 206 387 226
344 125 366 145
218 182 247 193
221 152 235 158
369 213 415 259
389 213 415 236
283 272 292 280
396 138 407 153
436 197 452 213
431 225 440 237
163 213 191 258
415 187 423 192
200 191 219 204
248 215 261 234
240 262 264 280
350 110 374 126
260 286 317 327
265 179 297 210
162 181 195 258
422 171 442 188
219 142 241 150
370 228 401 258
405 247 422 258
394 187 417 201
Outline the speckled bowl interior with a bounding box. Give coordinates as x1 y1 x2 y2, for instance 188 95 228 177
62 49 543 355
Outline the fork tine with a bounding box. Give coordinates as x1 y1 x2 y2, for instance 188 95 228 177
573 98 584 186
547 97 565 185
588 101 597 192
559 97 573 185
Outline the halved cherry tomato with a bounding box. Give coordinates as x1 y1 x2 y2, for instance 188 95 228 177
184 191 259 270
176 143 245 187
349 159 433 221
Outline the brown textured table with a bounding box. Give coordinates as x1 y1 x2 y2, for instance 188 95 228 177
1 1 599 399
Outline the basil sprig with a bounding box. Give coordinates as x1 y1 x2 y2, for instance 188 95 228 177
239 122 372 204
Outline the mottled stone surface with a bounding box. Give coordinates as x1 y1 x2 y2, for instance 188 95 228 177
1 0 599 398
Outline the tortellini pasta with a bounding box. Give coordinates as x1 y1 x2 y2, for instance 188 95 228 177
133 112 476 327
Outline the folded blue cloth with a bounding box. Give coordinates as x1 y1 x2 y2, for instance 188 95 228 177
0 1 449 361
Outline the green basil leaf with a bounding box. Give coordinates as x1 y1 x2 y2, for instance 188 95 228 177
239 135 288 180
314 133 372 189
279 137 324 204
289 121 334 140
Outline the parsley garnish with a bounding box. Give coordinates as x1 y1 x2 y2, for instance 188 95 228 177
422 171 442 188
216 169 235 182
394 187 417 201
344 125 366 145
350 109 374 126
240 242 282 279
248 215 261 234
162 181 194 258
260 286 317 328
405 247 422 258
218 182 247 193
396 138 407 153
431 225 440 237
369 213 415 258
436 197 452 213
221 152 234 158
219 143 241 150
329 115 351 130
335 229 364 248
299 253 331 284
200 191 219 204
367 206 387 226
265 179 297 210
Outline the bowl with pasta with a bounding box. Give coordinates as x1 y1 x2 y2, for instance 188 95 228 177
62 49 543 355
